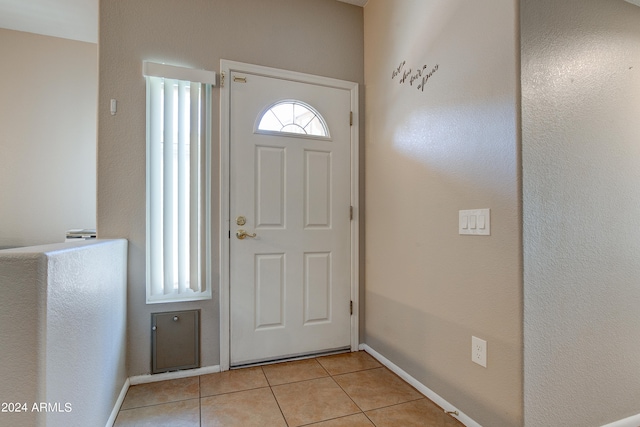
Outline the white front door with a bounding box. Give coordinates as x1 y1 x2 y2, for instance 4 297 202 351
228 68 354 366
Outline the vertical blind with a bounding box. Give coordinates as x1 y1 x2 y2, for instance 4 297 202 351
144 62 215 303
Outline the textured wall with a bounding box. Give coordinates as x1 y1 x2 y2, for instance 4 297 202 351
0 252 46 427
0 29 97 248
522 0 640 425
98 0 364 376
364 1 522 425
0 240 127 427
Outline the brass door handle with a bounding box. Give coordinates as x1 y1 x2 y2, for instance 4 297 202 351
236 229 257 240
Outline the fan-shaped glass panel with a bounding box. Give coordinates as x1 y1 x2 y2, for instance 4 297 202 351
257 101 329 138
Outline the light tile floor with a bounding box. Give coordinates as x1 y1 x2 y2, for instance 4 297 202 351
114 351 464 427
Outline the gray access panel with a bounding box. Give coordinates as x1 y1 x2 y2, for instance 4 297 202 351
151 310 200 374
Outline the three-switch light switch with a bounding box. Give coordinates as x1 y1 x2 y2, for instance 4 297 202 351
459 209 490 235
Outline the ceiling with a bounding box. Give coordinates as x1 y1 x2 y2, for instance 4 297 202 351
0 0 367 44
0 0 98 43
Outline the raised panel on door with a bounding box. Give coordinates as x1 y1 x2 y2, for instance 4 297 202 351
255 146 285 229
303 252 331 324
254 253 285 329
304 150 332 229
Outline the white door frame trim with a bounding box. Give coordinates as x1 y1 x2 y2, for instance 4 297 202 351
219 60 359 371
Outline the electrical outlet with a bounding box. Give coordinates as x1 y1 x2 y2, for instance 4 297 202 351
472 336 487 367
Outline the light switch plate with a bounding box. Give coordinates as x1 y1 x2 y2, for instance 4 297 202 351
459 209 490 235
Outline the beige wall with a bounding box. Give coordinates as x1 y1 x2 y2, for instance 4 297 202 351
364 1 522 425
522 0 640 425
0 29 97 248
98 0 364 376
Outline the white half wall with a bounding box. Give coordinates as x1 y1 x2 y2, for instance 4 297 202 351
0 239 127 427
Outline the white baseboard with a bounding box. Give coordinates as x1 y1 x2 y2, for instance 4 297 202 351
129 365 221 385
105 377 130 427
106 365 221 426
360 344 481 427
601 413 640 427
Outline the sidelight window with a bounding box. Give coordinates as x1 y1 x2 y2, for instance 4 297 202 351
143 61 215 303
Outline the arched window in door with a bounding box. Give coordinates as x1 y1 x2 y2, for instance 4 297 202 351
256 100 330 138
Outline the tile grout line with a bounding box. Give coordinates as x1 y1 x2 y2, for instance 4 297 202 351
363 397 430 414
263 365 291 427
326 358 428 425
119 396 200 412
318 354 388 426
327 358 385 425
263 358 331 387
327 363 367 415
314 358 330 377
200 384 270 399
198 375 202 427
269 356 374 427
321 357 369 423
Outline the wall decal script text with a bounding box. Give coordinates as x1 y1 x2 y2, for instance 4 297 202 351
392 61 439 92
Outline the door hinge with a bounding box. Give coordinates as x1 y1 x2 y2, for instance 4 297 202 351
350 300 353 315
350 111 353 126
220 72 225 88
350 206 353 220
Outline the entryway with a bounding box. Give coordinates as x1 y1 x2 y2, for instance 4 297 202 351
219 61 360 369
